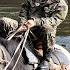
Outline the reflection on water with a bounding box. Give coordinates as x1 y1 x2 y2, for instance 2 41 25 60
56 36 70 52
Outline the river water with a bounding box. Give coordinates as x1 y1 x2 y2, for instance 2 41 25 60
56 36 70 52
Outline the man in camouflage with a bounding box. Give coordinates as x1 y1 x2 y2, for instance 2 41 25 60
0 0 68 70
19 0 68 49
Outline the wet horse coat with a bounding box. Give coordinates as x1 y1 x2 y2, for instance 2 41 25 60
0 37 70 70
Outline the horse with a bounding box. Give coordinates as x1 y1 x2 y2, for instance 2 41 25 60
0 17 70 70
0 40 70 70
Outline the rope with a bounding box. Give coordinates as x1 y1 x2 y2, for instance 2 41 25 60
7 30 20 41
12 29 29 70
4 29 29 70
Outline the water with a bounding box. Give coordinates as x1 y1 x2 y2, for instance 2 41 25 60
56 36 70 52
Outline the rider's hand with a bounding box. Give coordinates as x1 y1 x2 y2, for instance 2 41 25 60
26 19 35 28
17 19 35 32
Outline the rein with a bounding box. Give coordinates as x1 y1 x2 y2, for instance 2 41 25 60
4 29 30 70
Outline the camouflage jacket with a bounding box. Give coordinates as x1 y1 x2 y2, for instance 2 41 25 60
19 0 68 48
0 0 68 48
19 0 68 37
0 0 68 38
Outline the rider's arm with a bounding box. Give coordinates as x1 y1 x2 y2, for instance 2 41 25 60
43 0 68 27
19 0 30 24
33 0 68 28
19 0 68 32
19 0 36 30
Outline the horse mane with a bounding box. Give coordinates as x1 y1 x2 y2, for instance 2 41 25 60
28 26 52 61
